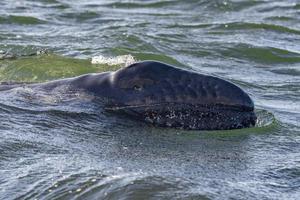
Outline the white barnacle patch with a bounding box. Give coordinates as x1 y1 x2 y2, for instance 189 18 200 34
167 110 176 119
166 122 173 127
145 116 154 123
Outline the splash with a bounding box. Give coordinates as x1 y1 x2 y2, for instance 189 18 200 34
91 54 136 66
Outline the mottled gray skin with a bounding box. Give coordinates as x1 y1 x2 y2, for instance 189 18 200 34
0 61 256 130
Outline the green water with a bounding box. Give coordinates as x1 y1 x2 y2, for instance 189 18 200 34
0 0 299 199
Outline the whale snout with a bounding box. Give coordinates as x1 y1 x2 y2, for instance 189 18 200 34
104 61 256 130
202 76 254 111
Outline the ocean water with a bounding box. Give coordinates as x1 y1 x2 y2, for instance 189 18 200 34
0 0 299 199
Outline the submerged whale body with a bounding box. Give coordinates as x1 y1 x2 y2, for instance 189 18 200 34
0 61 256 130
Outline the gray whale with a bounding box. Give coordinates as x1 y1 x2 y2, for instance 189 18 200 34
0 61 256 130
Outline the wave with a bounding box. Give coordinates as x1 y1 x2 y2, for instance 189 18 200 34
213 22 300 35
102 1 178 9
167 22 300 35
0 15 45 25
218 43 300 64
16 173 210 200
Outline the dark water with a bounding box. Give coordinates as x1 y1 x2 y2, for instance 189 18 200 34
0 0 300 199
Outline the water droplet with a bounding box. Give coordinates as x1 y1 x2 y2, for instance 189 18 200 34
76 188 82 192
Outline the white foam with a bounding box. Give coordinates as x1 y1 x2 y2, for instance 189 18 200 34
91 54 136 66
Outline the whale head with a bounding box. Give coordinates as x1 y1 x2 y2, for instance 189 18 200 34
102 61 256 130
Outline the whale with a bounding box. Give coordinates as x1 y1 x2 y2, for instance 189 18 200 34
0 61 256 130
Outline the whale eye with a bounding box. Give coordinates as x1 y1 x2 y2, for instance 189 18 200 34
133 85 142 91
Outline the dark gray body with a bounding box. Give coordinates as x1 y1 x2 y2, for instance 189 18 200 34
0 61 256 130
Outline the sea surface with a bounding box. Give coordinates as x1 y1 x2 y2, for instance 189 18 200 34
0 0 299 199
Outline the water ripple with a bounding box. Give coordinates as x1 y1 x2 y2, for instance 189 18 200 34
0 15 45 25
0 0 300 199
